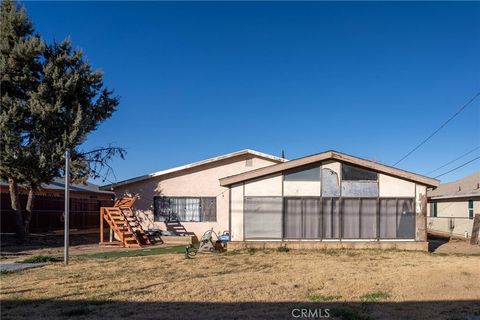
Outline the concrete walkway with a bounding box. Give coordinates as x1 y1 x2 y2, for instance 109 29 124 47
0 262 45 272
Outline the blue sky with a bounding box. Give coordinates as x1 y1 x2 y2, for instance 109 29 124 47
24 1 480 184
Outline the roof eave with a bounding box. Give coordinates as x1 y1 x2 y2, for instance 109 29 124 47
219 151 440 187
102 149 286 189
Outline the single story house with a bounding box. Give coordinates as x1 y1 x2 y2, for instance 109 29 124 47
104 149 440 251
1 178 114 233
427 172 480 239
102 150 286 237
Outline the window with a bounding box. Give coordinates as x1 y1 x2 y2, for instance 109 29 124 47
468 200 474 219
322 168 340 197
431 202 437 217
341 181 378 197
153 196 216 222
284 166 320 181
244 197 283 239
342 164 378 181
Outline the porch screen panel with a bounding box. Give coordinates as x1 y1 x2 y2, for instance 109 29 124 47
380 199 398 238
397 199 415 239
360 199 377 238
322 198 340 238
342 199 360 238
304 199 321 239
244 197 282 239
284 198 303 238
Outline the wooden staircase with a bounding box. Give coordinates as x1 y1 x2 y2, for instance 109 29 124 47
100 196 151 248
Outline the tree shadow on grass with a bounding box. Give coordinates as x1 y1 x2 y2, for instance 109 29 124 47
1 300 479 320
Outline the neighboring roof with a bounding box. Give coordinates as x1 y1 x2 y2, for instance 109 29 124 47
0 177 114 195
219 150 440 187
428 172 480 200
102 149 286 189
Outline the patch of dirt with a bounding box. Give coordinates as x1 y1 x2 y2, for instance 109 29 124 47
429 238 480 255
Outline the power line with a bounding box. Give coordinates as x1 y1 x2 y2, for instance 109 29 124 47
426 146 480 175
434 156 480 179
393 91 480 166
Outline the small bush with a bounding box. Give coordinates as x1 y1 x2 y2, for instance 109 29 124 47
247 248 257 255
0 270 14 275
360 290 390 302
20 255 60 263
277 245 289 252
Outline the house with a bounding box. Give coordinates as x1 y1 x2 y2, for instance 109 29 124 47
0 178 114 233
427 172 480 239
101 150 286 238
220 150 440 251
104 149 440 251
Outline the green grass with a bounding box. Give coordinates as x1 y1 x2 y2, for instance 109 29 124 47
360 291 390 302
0 270 15 275
76 245 186 259
19 255 61 263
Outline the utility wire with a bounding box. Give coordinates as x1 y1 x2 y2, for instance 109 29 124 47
394 91 480 166
426 146 480 175
434 156 480 179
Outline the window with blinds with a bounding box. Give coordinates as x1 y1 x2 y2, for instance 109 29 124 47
153 196 216 222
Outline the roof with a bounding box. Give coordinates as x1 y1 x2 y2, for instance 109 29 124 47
219 150 440 187
102 149 286 189
427 172 480 200
1 177 114 195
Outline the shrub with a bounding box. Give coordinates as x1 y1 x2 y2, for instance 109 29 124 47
360 291 390 302
20 255 60 263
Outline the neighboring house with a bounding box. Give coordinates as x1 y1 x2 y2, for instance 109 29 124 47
427 172 480 239
101 150 286 238
220 151 439 251
0 178 114 233
104 149 440 251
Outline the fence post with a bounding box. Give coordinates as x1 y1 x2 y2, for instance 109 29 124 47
64 149 70 265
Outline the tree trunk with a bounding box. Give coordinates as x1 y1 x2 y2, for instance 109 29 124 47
8 177 25 239
23 187 35 236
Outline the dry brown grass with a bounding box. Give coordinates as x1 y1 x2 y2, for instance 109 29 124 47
1 249 479 319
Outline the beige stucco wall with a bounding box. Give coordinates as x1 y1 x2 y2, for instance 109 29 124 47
427 216 474 238
426 197 479 239
244 174 283 196
230 183 244 241
427 198 479 218
112 155 278 238
283 180 321 196
379 174 415 197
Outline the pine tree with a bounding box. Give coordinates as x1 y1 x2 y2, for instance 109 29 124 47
0 0 123 239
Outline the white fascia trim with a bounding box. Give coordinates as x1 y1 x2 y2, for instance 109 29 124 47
103 149 287 188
